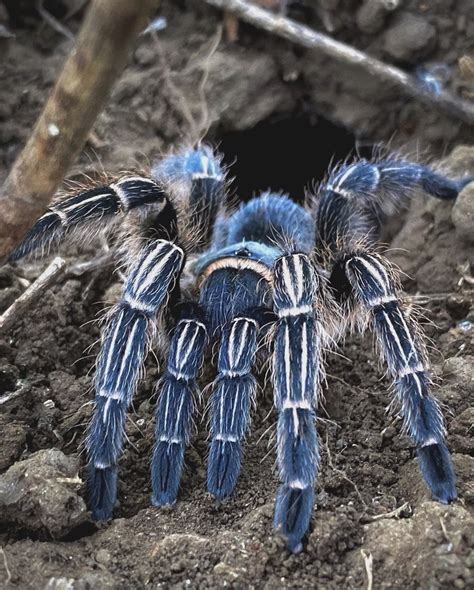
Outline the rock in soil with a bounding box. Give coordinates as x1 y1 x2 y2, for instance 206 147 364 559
452 181 474 243
383 12 437 63
0 448 86 536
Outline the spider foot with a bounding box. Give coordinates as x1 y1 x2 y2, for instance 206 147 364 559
88 465 117 521
207 440 242 500
274 485 314 553
417 442 457 504
151 441 185 507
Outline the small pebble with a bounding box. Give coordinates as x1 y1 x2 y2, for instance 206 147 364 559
171 560 185 573
452 181 474 243
356 0 398 34
95 549 112 566
383 12 437 63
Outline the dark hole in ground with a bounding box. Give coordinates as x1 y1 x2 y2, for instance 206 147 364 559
217 111 358 202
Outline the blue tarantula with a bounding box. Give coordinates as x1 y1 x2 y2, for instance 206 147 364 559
10 145 471 552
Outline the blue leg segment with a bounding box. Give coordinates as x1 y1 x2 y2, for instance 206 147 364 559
87 239 184 520
344 251 456 503
9 177 166 261
316 158 474 251
272 253 322 553
207 315 259 499
151 304 207 506
152 144 226 246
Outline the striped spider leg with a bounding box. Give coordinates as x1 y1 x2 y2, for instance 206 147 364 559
207 314 260 499
88 233 185 519
151 300 208 506
314 156 464 510
272 252 323 553
9 175 168 261
334 250 456 503
91 145 226 518
315 156 474 252
206 307 275 500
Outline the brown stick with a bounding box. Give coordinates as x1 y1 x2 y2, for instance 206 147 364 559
206 0 474 125
0 256 67 334
0 0 159 262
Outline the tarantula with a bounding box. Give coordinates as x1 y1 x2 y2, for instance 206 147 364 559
9 145 470 552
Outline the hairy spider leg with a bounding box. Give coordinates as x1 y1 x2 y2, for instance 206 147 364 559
150 145 227 506
204 194 321 551
207 312 261 499
89 146 227 518
272 253 322 553
197 260 271 495
153 144 225 246
341 251 456 503
317 157 460 514
151 302 208 506
9 144 225 262
87 237 185 520
316 158 474 251
9 177 167 261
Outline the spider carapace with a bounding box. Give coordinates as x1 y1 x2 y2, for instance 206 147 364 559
10 145 471 552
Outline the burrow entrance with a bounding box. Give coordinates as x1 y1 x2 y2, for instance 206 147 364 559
216 111 359 203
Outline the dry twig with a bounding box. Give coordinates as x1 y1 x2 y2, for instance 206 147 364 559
0 257 67 333
205 0 474 125
153 34 200 141
37 0 75 41
0 548 11 586
0 382 30 406
0 0 160 262
361 549 374 590
67 252 115 277
362 501 411 522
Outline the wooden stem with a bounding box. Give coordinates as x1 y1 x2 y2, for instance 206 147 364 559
0 0 159 262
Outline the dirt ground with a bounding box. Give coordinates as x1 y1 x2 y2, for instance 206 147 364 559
0 1 473 589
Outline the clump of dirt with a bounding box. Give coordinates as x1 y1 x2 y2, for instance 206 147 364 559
0 1 473 588
0 448 87 536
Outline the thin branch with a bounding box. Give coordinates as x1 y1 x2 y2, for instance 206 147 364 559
361 550 374 590
363 501 411 522
0 0 160 262
205 0 474 125
0 382 29 406
37 0 75 41
67 252 114 276
0 257 67 333
0 548 11 586
197 25 223 137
